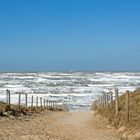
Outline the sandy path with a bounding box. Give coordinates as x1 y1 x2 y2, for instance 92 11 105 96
0 111 120 140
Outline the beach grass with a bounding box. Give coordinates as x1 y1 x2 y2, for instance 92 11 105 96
0 101 68 117
93 88 140 139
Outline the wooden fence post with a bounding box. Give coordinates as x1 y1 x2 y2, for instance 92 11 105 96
105 93 107 109
97 98 99 110
95 99 97 110
47 100 49 109
115 88 119 115
100 96 102 110
101 96 104 110
31 95 33 107
46 100 48 109
50 101 52 109
106 93 109 110
6 89 9 104
50 102 52 110
110 92 113 106
36 96 38 107
9 90 11 108
125 90 130 124
103 94 106 109
25 93 28 107
49 101 51 110
19 93 21 109
40 97 42 109
52 102 54 110
44 99 45 108
108 92 113 123
103 94 106 110
49 100 50 109
6 89 11 108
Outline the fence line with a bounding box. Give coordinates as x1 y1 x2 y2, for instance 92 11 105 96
92 89 130 125
5 89 63 111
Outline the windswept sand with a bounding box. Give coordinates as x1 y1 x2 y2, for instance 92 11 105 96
0 111 120 140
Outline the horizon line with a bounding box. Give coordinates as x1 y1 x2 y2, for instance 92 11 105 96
0 70 140 73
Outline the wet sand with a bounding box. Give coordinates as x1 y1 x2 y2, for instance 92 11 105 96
0 111 120 140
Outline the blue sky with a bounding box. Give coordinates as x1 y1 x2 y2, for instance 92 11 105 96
0 0 140 71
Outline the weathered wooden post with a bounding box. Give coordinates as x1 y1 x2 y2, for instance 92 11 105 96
102 94 105 110
51 102 53 110
97 98 100 110
46 100 48 109
115 88 119 115
47 100 49 109
103 94 106 110
95 99 97 110
100 96 102 110
48 101 50 109
36 96 38 107
6 89 11 108
105 93 107 109
45 99 47 108
9 90 11 107
106 92 109 110
44 99 46 108
49 101 51 110
101 95 103 110
108 91 113 123
40 97 42 109
25 93 28 107
46 99 48 108
110 92 113 106
19 93 21 109
125 90 130 124
6 89 11 107
48 100 50 109
52 102 54 110
31 95 34 107
6 89 9 104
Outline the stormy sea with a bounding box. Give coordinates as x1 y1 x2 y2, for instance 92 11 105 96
0 72 140 111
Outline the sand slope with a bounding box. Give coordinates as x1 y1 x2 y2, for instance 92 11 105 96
0 111 120 140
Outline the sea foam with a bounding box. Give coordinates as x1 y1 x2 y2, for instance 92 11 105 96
0 72 140 111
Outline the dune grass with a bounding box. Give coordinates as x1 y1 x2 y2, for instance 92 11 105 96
93 88 140 136
0 101 67 117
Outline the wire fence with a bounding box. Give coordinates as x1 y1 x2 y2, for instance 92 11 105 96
92 88 131 125
5 89 67 111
